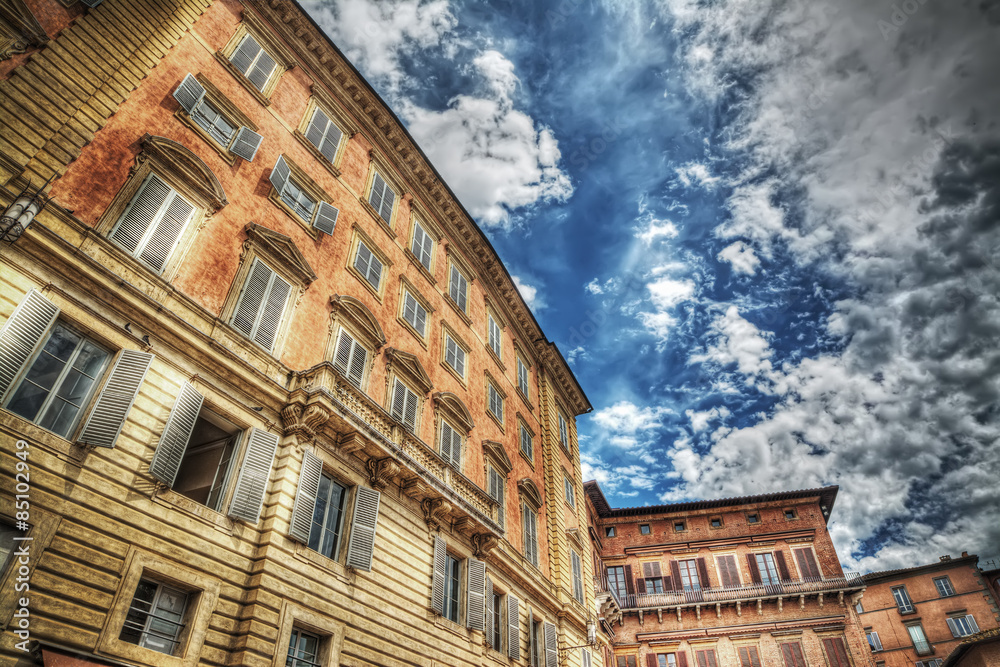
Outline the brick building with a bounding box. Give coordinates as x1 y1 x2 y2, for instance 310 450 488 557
858 554 1000 667
0 0 595 665
584 481 871 667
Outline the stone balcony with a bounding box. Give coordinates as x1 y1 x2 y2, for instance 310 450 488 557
285 362 502 555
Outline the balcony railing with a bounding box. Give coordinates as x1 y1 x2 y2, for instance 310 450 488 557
594 575 622 607
616 573 865 610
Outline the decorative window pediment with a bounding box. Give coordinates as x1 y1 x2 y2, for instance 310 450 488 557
518 478 543 511
329 294 386 351
482 440 512 476
385 348 433 395
244 222 316 285
138 134 227 210
433 392 474 434
0 0 47 60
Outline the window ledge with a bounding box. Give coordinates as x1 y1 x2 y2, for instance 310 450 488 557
152 489 235 536
358 196 397 239
444 296 472 326
440 360 468 388
519 449 534 469
292 542 351 584
397 316 429 349
429 612 472 640
346 263 384 301
486 345 506 372
515 388 533 413
486 409 505 433
174 110 237 165
485 648 509 666
293 130 342 179
214 51 271 107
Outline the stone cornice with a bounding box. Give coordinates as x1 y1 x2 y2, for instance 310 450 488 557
246 0 591 416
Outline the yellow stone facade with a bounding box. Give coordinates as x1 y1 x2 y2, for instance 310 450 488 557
0 0 596 665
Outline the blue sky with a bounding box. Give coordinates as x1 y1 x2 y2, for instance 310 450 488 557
302 0 1000 572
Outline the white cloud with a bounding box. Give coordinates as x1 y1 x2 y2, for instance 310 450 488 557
592 400 668 434
686 406 731 433
717 241 761 276
511 275 545 311
676 162 720 189
693 306 774 378
403 51 574 228
636 218 679 245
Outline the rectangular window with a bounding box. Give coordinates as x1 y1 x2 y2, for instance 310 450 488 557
268 155 338 234
747 513 759 523
866 630 882 651
449 263 469 312
716 554 741 588
279 177 317 222
303 106 343 162
439 420 463 469
488 314 502 359
617 657 637 667
489 589 503 652
192 99 237 147
308 472 347 560
332 328 368 389
411 220 434 271
488 382 504 423
821 638 851 667
948 614 979 638
119 579 189 655
520 424 533 461
229 33 277 92
755 553 780 586
230 259 292 352
658 655 678 667
907 624 931 654
571 549 584 603
784 509 797 520
674 520 686 532
168 407 241 512
856 601 864 614
443 552 461 623
558 412 569 449
402 290 428 337
710 517 723 528
934 576 955 597
893 586 914 613
779 642 807 667
793 547 822 581
522 503 538 567
564 475 575 507
695 649 718 667
607 565 627 600
4 323 111 438
368 171 396 226
640 524 651 535
111 174 195 273
642 562 663 593
287 628 320 667
517 356 529 398
605 526 616 538
444 333 467 378
677 559 701 591
488 465 505 528
173 74 262 161
737 647 761 667
390 379 419 432
353 240 384 292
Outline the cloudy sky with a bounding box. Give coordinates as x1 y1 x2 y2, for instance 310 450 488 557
301 0 1000 572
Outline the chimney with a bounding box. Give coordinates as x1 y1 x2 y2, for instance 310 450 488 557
961 551 969 558
940 555 951 562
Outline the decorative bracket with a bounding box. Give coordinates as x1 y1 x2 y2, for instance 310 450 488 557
366 457 399 490
471 533 498 559
338 432 366 456
421 497 451 531
401 476 430 499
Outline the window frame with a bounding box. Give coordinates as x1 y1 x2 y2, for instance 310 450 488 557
218 18 294 104
516 352 531 402
408 216 437 277
271 599 345 667
297 100 346 170
522 500 539 568
486 374 506 429
228 257 295 354
397 277 433 344
174 74 258 164
639 524 651 535
605 526 616 538
441 322 470 384
347 227 392 299
892 585 915 613
487 309 504 364
519 419 535 465
746 512 760 524
268 154 339 237
558 410 571 451
934 576 955 597
446 251 474 321
865 629 882 652
363 165 400 232
906 622 932 655
330 324 372 391
563 472 576 507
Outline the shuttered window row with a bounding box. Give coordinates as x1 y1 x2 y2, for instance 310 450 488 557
270 155 339 235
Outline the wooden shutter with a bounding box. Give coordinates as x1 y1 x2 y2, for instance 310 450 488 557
305 108 328 149
345 486 380 571
646 655 658 667
747 554 762 583
677 652 688 667
254 272 290 350
138 192 193 272
780 643 805 667
583 649 592 667
946 618 960 637
670 560 683 590
572 550 583 602
821 638 849 667
695 650 717 667
717 555 739 588
149 382 204 486
0 289 59 398
431 535 446 615
313 201 339 235
967 615 980 633
319 123 342 162
484 577 494 648
230 127 263 161
269 155 290 195
247 49 276 91
662 576 672 591
391 379 407 422
112 175 170 256
230 34 261 76
232 261 271 339
227 427 278 523
333 329 354 376
467 557 486 631
77 349 153 448
377 178 394 224
507 594 520 659
402 386 417 432
624 564 635 595
173 73 205 113
449 426 462 469
288 449 323 543
369 172 386 216
543 621 557 667
793 548 821 580
774 551 790 581
697 558 710 588
643 562 661 578
347 342 366 388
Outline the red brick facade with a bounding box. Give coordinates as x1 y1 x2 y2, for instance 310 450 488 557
859 555 1000 667
585 482 872 667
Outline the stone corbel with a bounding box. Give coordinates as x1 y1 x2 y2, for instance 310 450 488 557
656 608 662 623
472 533 498 559
338 432 366 456
452 516 473 534
366 457 400 490
421 497 451 531
401 476 430 499
281 402 331 444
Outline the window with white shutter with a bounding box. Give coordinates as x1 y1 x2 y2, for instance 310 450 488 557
467 558 486 632
367 170 396 226
517 356 529 398
488 465 505 528
507 594 520 660
390 378 419 432
303 106 344 163
229 258 292 352
269 155 340 235
353 240 384 292
411 220 434 271
401 289 428 337
439 420 463 469
173 73 262 161
332 328 368 389
488 382 504 424
488 314 502 360
947 614 979 637
543 621 558 667
522 502 538 567
564 475 576 507
345 485 380 571
110 174 195 274
227 427 278 524
444 333 467 379
228 33 278 93
571 550 584 603
519 424 533 462
449 263 469 313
